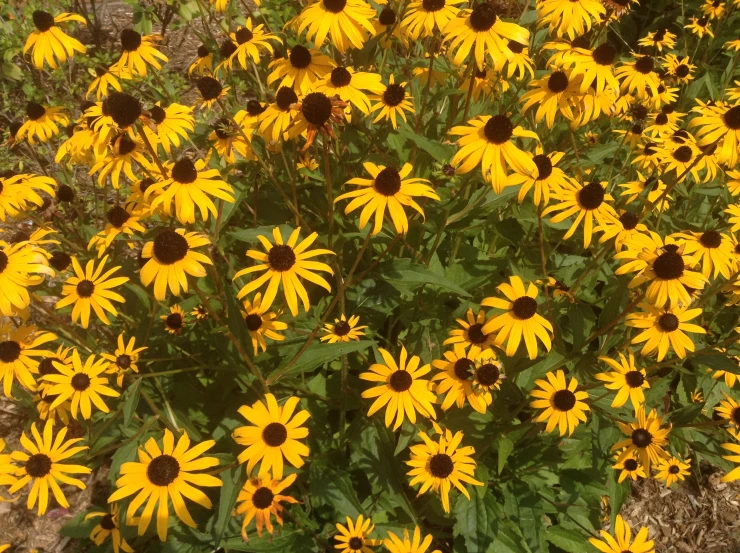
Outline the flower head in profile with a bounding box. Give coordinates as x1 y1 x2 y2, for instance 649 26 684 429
360 346 437 430
24 11 86 70
321 314 366 343
589 514 655 553
234 472 299 540
108 429 222 541
530 370 590 436
233 394 310 479
406 428 483 513
335 162 439 235
15 102 69 144
233 227 334 316
241 293 287 355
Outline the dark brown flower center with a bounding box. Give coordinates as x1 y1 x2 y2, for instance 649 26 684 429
117 135 137 156
658 313 679 332
197 44 210 58
653 28 667 41
697 16 708 26
38 357 61 377
214 118 231 140
323 0 347 12
106 205 130 228
147 455 180 486
153 230 189 264
333 320 351 336
675 64 690 78
374 167 402 196
383 83 406 107
673 145 693 163
57 184 75 202
116 354 132 369
247 100 266 116
724 106 740 130
0 251 7 274
644 142 658 155
348 537 364 551
547 71 569 93
655 113 668 126
289 45 312 69
624 370 645 387
268 244 297 271
624 458 638 471
33 10 55 32
422 0 446 11
197 77 223 101
330 67 352 87
483 114 513 144
252 486 274 508
105 92 142 128
578 182 605 210
25 453 52 477
467 323 488 344
653 250 684 279
631 428 652 448
379 7 397 25
235 27 254 44
171 158 198 184
593 43 617 65
302 92 333 126
276 87 299 111
428 453 454 478
453 358 475 381
220 39 237 58
26 102 46 121
631 124 643 136
389 370 413 392
245 313 263 331
71 373 91 391
619 211 639 230
100 514 116 530
668 465 680 474
121 29 142 52
635 56 654 74
262 422 288 447
512 296 538 319
732 407 740 425
700 230 722 248
508 40 525 54
77 280 95 298
533 154 553 180
149 105 166 124
0 341 21 363
469 2 497 31
552 389 576 411
476 363 500 386
166 313 183 329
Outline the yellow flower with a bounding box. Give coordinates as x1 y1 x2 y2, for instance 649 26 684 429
234 472 299 540
384 527 441 553
671 229 735 279
0 323 57 398
431 346 496 413
589 515 655 553
626 303 705 361
233 393 310 479
233 226 334 316
335 514 381 553
520 69 583 128
655 456 691 487
267 45 335 94
117 29 168 77
443 308 497 360
530 370 590 436
241 293 288 354
101 333 147 387
507 150 571 206
196 76 230 109
108 429 222 541
401 0 464 40
612 406 671 471
85 504 133 553
595 352 649 409
321 314 366 343
147 102 194 155
296 0 376 52
0 172 55 220
188 44 214 76
87 204 146 258
368 75 415 129
16 102 69 144
223 19 282 71
162 305 187 335
538 0 605 39
614 55 661 100
24 11 86 70
315 66 385 116
88 134 152 189
0 240 54 317
612 450 647 483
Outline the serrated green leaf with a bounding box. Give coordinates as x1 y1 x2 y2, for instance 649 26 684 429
271 340 374 378
453 491 498 553
382 259 471 297
546 526 590 552
309 465 363 518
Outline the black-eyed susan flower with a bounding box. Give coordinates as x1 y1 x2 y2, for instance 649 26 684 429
35 392 72 425
530 370 590 436
626 303 705 360
6 420 91 515
101 333 147 387
384 527 441 553
335 514 381 553
241 293 287 354
443 2 529 70
538 0 605 39
589 514 655 553
654 456 691 487
721 442 740 481
141 229 213 301
375 6 407 47
85 504 132 553
15 102 69 144
189 44 214 76
89 134 152 189
86 64 131 100
285 91 349 150
401 0 464 40
108 429 222 541
233 394 310 479
88 204 146 258
672 229 735 279
233 226 334 316
24 11 86 70
196 76 230 109
565 42 620 95
612 406 671 470
0 323 56 398
267 45 335 94
321 314 366 343
685 16 713 38
449 114 538 193
431 346 496 413
702 0 726 17
662 54 695 84
481 276 553 359
42 350 118 420
715 393 740 433
689 101 740 167
55 255 129 328
147 102 194 155
334 162 439 235
35 345 73 396
147 157 234 223
209 118 256 164
191 304 209 320
117 29 168 77
638 28 677 51
234 472 299 540
224 20 282 71
598 211 652 253
0 240 54 317
614 234 706 308
595 352 649 409
507 149 570 206
620 172 671 211
162 305 187 335
0 439 15 488
497 40 535 80
613 122 648 149
368 76 415 129
442 308 497 360
296 0 376 52
613 450 647 482
406 428 483 513
615 55 661 101
258 86 302 145
360 346 437 430
315 66 385 116
520 69 583 128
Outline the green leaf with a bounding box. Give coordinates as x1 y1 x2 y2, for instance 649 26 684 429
309 465 363 518
607 467 628 528
271 340 374 378
122 378 141 428
222 530 314 551
694 353 740 375
453 491 498 553
124 283 151 311
397 124 455 161
229 224 295 244
546 526 591 552
213 466 243 547
382 259 471 297
60 510 97 538
498 436 514 474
